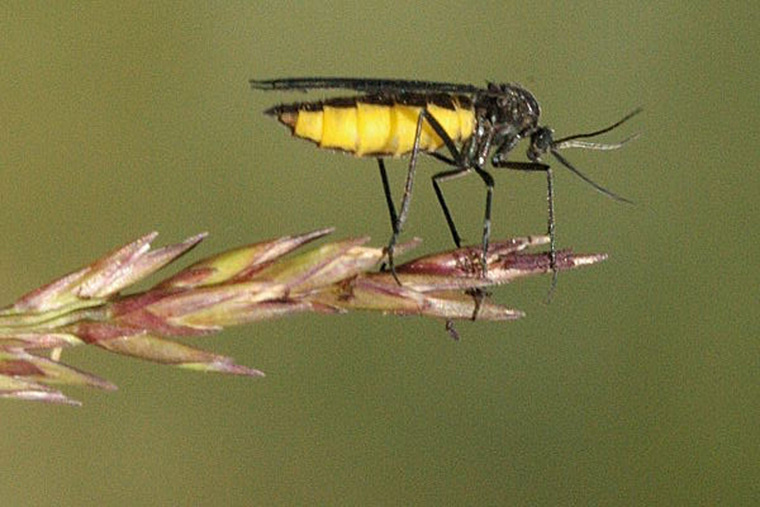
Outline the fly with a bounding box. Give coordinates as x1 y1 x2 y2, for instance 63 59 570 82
249 77 640 290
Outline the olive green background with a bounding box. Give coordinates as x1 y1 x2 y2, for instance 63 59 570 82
1 2 757 505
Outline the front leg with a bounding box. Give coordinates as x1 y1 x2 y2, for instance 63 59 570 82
492 160 558 294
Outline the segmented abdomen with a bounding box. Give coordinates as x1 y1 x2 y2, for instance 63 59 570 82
265 93 475 157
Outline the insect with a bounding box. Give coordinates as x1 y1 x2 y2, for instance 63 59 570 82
250 77 640 287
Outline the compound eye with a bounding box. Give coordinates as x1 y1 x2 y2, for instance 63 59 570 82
526 128 553 161
533 127 554 151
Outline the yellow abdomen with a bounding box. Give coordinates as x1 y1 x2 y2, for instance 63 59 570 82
271 96 475 157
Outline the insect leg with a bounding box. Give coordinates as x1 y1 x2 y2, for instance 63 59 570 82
419 112 494 321
432 167 471 248
494 161 558 293
382 111 428 283
377 158 400 275
426 151 456 165
405 109 467 249
423 112 498 276
472 166 495 275
384 107 467 284
377 158 399 234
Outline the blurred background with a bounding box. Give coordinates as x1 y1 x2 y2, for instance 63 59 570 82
1 2 757 505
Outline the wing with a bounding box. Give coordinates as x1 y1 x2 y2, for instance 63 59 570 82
249 77 482 95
